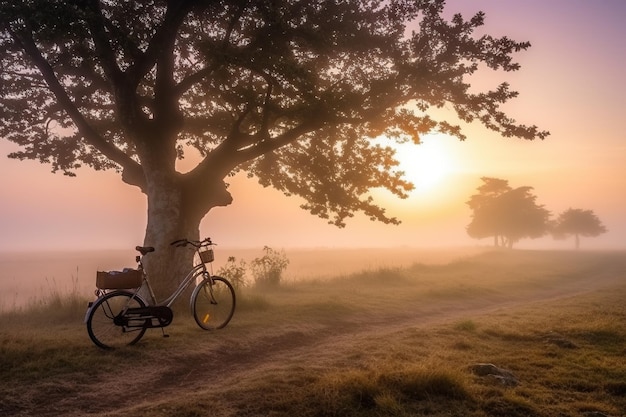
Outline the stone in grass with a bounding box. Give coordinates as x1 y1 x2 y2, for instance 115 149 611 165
469 363 519 387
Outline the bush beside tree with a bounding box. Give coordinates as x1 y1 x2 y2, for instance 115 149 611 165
216 256 248 289
250 246 290 288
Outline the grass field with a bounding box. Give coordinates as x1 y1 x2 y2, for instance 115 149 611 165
1 249 625 416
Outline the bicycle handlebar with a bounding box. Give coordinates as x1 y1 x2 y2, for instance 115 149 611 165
170 237 214 248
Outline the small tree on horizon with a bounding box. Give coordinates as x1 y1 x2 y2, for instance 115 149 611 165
466 177 551 248
552 208 607 249
466 177 512 247
0 1 548 296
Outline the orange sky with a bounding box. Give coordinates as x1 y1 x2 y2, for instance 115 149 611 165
1 0 625 251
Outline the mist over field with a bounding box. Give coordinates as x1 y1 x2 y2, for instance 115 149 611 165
0 246 486 309
2 245 623 313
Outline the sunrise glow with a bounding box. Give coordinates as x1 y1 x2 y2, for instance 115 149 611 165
393 134 461 195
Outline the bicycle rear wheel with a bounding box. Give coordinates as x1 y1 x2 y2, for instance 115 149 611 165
86 290 147 349
192 276 236 330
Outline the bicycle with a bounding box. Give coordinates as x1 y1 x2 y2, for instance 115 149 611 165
85 237 236 349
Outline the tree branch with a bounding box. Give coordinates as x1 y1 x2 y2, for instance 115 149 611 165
172 1 247 100
82 0 125 87
8 27 145 189
187 112 324 189
128 0 194 86
173 62 220 99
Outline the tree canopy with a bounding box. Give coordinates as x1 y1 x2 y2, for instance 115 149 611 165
0 0 548 293
466 177 551 248
552 208 607 249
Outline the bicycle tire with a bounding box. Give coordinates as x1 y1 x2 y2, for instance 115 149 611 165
191 276 236 330
86 290 147 349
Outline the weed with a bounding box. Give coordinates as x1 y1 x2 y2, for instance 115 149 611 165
454 319 477 332
233 290 271 312
577 328 625 348
250 246 290 287
382 366 470 401
216 256 248 289
451 339 473 350
481 327 537 342
483 393 541 417
342 267 408 285
2 275 89 325
605 381 626 397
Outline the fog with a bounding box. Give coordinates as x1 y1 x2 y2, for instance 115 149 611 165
0 246 492 309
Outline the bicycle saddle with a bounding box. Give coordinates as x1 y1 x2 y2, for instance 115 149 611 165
135 246 155 255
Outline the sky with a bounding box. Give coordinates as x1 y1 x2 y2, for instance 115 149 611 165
1 0 625 252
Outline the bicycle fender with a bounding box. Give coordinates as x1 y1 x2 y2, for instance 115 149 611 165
83 301 94 324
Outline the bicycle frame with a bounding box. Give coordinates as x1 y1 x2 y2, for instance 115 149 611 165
134 255 211 309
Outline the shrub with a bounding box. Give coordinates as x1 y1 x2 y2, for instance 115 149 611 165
250 246 289 287
454 320 477 332
216 256 248 289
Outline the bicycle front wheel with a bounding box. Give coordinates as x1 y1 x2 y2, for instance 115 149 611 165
86 290 147 349
192 276 236 330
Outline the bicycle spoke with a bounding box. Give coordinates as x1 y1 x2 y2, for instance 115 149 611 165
86 291 147 349
192 276 235 330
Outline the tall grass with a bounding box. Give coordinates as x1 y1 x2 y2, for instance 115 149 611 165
1 274 89 324
317 363 471 414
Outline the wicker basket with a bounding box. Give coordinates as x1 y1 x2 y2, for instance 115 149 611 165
199 248 214 264
96 269 143 289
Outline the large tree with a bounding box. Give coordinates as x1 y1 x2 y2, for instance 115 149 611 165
0 0 548 296
466 177 551 248
552 208 607 249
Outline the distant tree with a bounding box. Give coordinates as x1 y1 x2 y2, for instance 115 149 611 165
466 177 511 247
552 208 607 249
466 177 551 248
0 1 548 295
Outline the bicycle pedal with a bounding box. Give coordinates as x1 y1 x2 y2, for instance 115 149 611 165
163 334 170 338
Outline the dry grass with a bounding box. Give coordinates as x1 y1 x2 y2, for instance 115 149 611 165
1 249 625 417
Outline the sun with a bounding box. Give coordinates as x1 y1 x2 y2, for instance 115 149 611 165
392 134 459 195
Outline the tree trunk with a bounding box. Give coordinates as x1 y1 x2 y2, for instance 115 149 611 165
138 160 233 305
575 234 580 250
141 168 200 304
131 118 235 302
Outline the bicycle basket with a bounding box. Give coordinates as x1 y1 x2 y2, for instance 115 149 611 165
96 269 142 289
199 248 214 264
